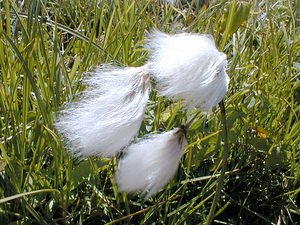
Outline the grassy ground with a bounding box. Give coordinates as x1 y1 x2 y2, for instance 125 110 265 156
0 0 300 224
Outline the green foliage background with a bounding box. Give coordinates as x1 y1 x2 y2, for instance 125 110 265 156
0 0 299 224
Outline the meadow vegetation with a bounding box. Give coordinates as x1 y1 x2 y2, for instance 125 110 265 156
0 0 300 224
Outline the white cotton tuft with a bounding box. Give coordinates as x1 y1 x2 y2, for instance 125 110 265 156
55 65 151 158
146 30 230 111
116 128 187 198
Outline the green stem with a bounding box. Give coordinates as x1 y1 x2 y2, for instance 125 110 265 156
206 100 230 225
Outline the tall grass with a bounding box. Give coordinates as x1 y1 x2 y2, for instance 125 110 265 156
0 0 299 224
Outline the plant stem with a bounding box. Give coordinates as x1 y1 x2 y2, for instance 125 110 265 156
206 100 230 225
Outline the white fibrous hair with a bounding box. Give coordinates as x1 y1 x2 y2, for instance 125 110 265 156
55 65 151 157
116 128 187 198
147 30 230 111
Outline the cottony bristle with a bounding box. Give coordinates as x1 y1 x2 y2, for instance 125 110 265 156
116 128 187 198
55 65 151 158
147 29 229 111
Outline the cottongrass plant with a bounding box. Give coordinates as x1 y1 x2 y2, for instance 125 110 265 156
55 65 151 157
147 30 229 111
56 29 229 197
116 128 187 198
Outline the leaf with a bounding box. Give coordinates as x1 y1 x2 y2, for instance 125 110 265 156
70 158 109 190
252 126 270 139
0 189 59 204
265 147 288 169
229 1 251 35
0 159 7 172
220 1 251 48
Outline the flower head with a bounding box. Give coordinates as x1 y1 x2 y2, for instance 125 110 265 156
147 30 229 111
115 128 187 198
55 65 150 157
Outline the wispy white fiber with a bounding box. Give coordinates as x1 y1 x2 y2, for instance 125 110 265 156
116 128 187 198
55 65 151 157
146 30 230 111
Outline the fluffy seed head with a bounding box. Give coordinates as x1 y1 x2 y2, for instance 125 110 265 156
116 128 187 198
147 30 230 111
55 65 151 158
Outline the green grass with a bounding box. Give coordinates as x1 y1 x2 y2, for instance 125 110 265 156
0 0 300 224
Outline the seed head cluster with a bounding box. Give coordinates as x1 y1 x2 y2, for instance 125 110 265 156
56 30 230 198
